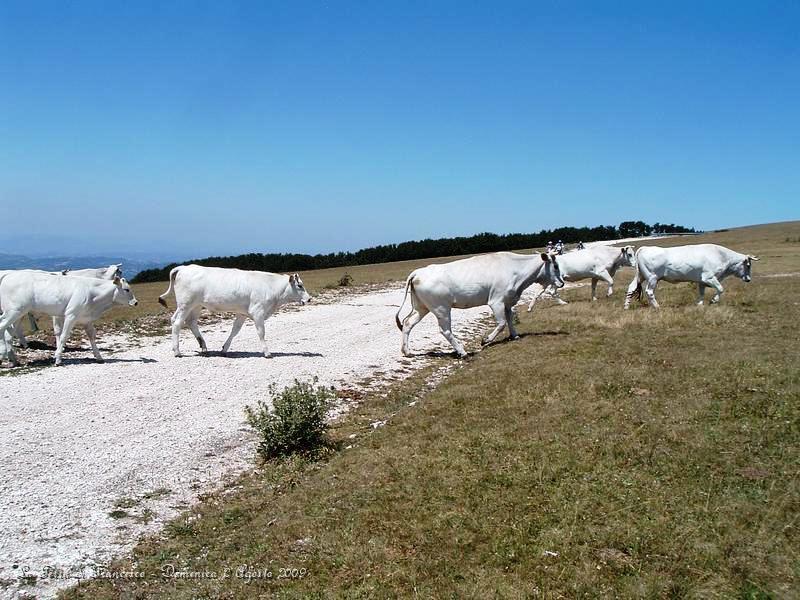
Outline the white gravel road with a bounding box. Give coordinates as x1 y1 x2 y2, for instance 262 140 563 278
0 284 515 599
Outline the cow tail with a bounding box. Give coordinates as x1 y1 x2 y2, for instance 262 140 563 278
158 267 181 308
395 274 415 330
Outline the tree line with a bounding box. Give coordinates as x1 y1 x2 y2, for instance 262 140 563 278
131 221 696 283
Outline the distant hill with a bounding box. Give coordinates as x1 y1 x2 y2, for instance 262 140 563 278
0 253 166 278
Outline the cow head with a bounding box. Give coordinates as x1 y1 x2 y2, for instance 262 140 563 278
288 273 312 305
620 245 636 267
108 264 123 279
112 276 138 306
738 255 760 282
540 252 565 288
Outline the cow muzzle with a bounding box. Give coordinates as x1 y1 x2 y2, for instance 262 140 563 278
743 276 751 283
130 300 139 306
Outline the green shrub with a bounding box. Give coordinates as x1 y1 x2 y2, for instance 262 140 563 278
245 378 335 461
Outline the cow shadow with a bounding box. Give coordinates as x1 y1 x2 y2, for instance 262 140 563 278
6 356 158 369
482 330 568 347
201 350 324 359
418 350 477 359
101 357 158 364
516 330 568 339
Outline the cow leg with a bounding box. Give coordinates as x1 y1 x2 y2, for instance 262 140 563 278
505 305 519 340
186 310 208 353
12 321 28 348
432 308 466 357
221 315 246 354
704 276 724 304
482 303 508 346
252 314 272 358
401 308 428 357
171 308 187 357
623 273 642 309
28 313 39 332
0 311 22 366
551 285 568 305
1 330 13 364
526 286 548 312
644 276 660 308
54 315 77 366
53 316 64 340
697 283 706 305
595 269 615 298
84 323 104 362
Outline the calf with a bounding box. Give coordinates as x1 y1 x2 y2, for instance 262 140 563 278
157 265 311 358
395 252 564 357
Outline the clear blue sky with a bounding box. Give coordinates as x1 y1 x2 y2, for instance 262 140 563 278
1 1 797 258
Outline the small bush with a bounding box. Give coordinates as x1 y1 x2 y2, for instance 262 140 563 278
338 272 354 286
245 378 335 461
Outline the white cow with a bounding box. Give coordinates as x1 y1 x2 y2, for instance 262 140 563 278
395 252 564 357
157 265 311 358
3 264 123 343
623 244 759 309
527 245 635 311
0 272 138 366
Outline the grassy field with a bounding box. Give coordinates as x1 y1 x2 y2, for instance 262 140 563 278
53 221 799 598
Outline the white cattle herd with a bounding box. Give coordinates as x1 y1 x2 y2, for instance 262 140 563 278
0 242 758 367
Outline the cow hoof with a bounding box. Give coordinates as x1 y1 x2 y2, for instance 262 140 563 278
510 334 520 341
174 352 182 358
95 358 105 364
264 353 272 359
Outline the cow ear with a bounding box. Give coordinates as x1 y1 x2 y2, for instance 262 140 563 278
113 274 121 285
748 255 760 261
540 252 550 262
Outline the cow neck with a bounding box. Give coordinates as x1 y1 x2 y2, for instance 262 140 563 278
519 255 547 291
